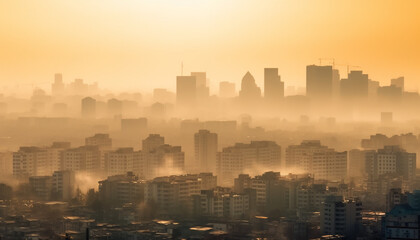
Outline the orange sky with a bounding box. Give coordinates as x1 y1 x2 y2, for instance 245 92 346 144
1 0 419 94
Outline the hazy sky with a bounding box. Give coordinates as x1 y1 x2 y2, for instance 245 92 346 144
1 0 419 94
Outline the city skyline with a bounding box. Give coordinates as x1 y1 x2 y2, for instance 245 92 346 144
1 1 420 239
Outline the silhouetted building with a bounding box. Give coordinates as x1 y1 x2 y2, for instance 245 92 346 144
340 70 369 101
176 75 196 109
377 85 403 104
194 130 218 173
368 80 380 98
264 68 284 104
391 76 404 92
306 65 339 101
239 72 261 106
52 73 65 96
192 72 209 102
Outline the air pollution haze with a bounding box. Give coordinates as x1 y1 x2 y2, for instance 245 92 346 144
0 1 420 240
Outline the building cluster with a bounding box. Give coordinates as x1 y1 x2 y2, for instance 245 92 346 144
1 129 420 239
11 133 185 181
286 140 347 181
1 65 420 239
6 64 416 122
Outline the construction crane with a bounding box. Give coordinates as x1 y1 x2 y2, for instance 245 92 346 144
317 58 363 75
346 65 361 74
334 63 362 75
318 58 335 67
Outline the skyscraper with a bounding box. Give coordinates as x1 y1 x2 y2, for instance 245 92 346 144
239 71 261 105
306 65 338 101
377 85 403 104
191 72 209 102
176 75 196 109
194 130 218 173
52 73 65 96
264 68 284 104
340 70 370 101
391 77 404 92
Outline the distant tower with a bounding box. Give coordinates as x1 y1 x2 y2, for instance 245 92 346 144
391 77 404 92
306 65 338 101
191 72 210 102
239 72 261 105
340 71 370 100
176 76 197 109
81 97 96 119
194 130 218 173
52 73 65 96
264 68 284 104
